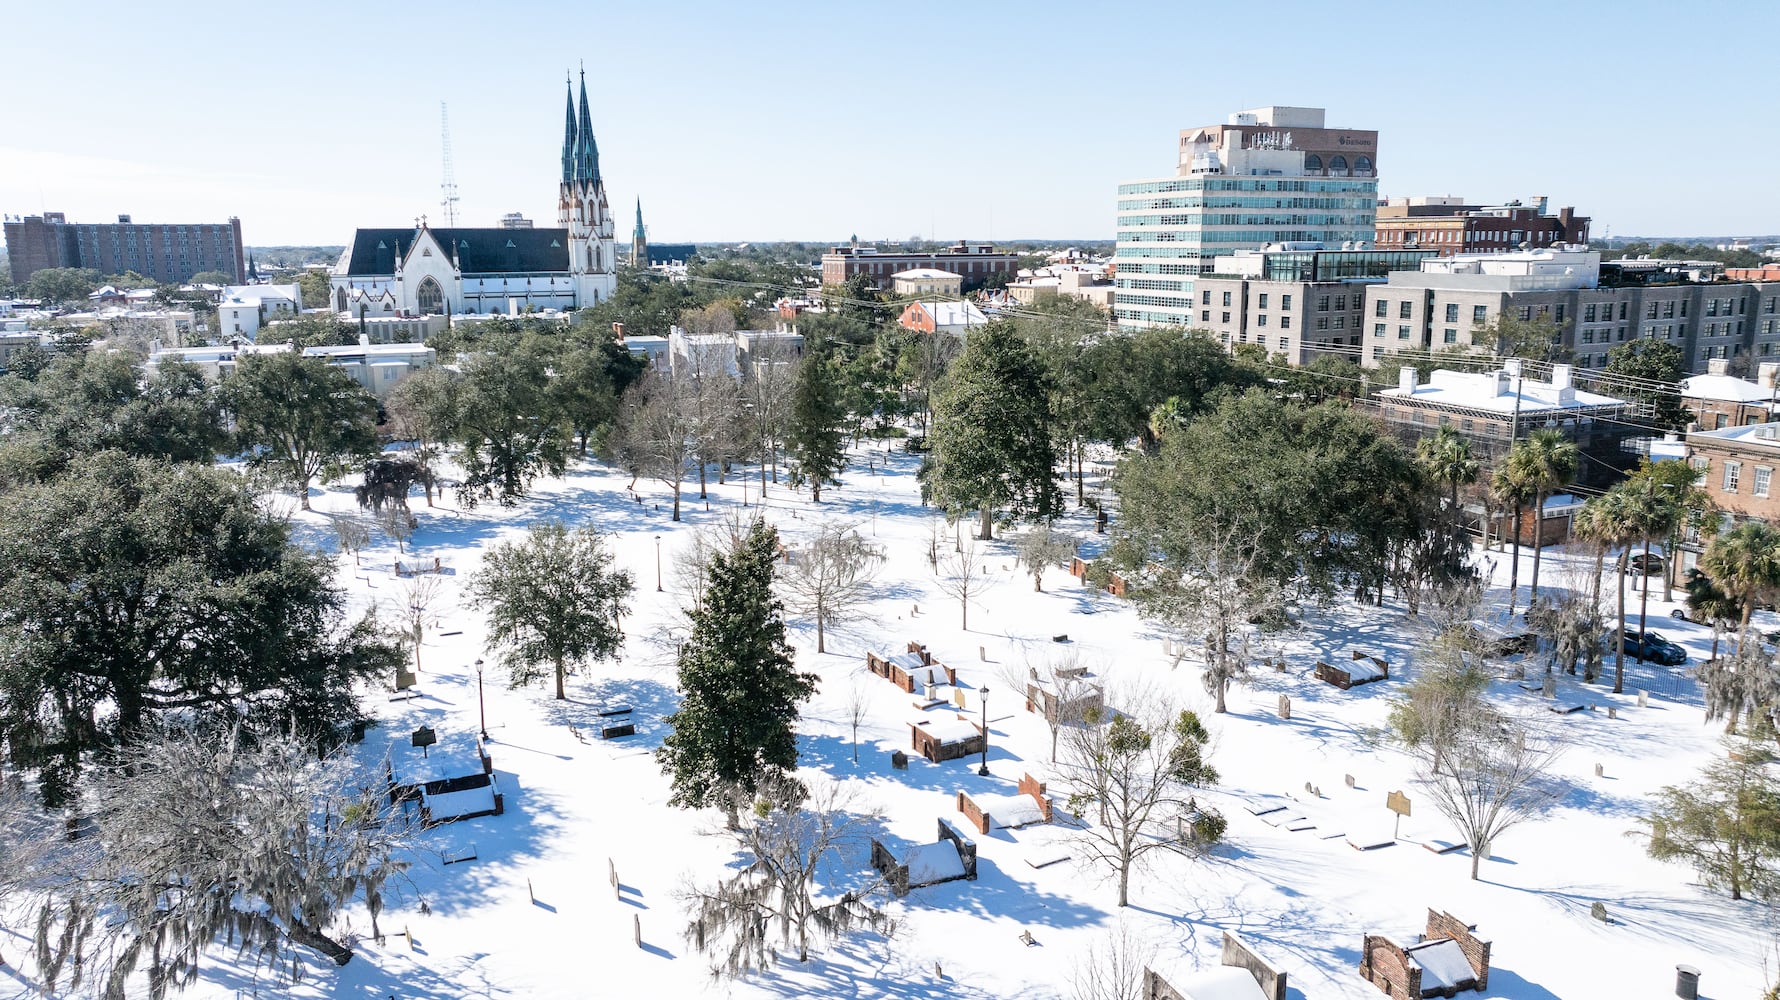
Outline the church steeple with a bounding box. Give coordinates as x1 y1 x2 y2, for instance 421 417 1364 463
633 199 645 240
561 77 576 185
575 69 599 183
631 198 648 267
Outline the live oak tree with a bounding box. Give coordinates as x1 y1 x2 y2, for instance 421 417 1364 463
778 521 884 653
783 336 848 501
445 342 576 507
0 352 228 469
658 520 817 828
0 452 399 803
468 521 634 700
14 722 417 998
921 322 1061 539
223 351 380 510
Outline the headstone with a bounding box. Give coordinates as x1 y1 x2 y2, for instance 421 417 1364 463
1594 763 1604 778
1590 901 1609 922
979 645 986 661
1542 673 1557 698
609 858 617 888
614 879 621 901
935 961 944 980
1278 694 1291 720
891 750 908 770
1608 706 1618 720
912 603 919 616
634 914 642 948
1676 964 1701 1000
1638 689 1649 708
1345 774 1356 789
1274 657 1286 673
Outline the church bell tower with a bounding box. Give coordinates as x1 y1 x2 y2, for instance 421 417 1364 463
559 70 616 306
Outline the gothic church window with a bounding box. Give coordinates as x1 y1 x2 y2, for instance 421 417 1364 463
416 276 444 315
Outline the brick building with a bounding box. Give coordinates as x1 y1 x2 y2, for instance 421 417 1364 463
1374 197 1589 256
1680 360 1779 430
821 242 1016 292
4 212 245 285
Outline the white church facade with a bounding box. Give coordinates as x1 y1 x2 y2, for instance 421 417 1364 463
330 74 617 318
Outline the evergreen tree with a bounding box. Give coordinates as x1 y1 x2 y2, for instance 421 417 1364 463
921 323 1061 539
468 521 634 701
223 351 380 510
783 337 848 501
658 520 817 827
1640 728 1780 901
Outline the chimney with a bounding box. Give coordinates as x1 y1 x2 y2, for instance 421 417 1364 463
612 321 626 340
359 333 370 347
1760 362 1779 389
1550 364 1573 389
1503 358 1523 377
1398 367 1419 393
1706 358 1730 376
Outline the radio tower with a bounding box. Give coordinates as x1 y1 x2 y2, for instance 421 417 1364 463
439 101 460 227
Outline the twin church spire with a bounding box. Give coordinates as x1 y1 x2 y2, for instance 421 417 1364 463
561 70 600 186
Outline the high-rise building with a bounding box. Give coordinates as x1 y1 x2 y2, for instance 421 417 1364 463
1114 106 1379 329
3 211 244 285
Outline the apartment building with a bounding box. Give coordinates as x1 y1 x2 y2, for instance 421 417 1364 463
1374 197 1589 256
821 242 1016 292
4 212 245 284
1191 246 1436 364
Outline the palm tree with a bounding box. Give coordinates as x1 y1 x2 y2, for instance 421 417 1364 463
1416 426 1480 512
1574 492 1629 606
1698 521 1780 650
1682 568 1743 663
1508 429 1579 605
1492 461 1537 616
1581 486 1644 693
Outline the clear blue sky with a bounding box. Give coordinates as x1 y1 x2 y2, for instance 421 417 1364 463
3 0 1774 247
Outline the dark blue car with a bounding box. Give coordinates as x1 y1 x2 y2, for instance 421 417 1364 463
1613 629 1688 666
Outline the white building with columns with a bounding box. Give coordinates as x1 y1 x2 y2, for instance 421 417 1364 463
329 73 618 319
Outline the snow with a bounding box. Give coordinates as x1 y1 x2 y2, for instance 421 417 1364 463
58 438 1775 1000
911 714 981 745
1345 658 1387 682
1407 938 1478 992
422 780 498 821
1175 966 1269 1000
902 841 967 885
974 792 1046 829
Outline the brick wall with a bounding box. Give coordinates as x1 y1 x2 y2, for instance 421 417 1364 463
956 791 990 834
1221 931 1287 1000
1017 772 1055 823
1359 933 1421 998
1424 909 1490 991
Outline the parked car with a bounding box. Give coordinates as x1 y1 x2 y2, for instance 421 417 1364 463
1625 553 1666 576
1613 628 1688 665
1464 624 1536 657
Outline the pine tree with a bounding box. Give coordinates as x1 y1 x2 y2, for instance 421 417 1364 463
1640 728 1780 901
783 337 847 501
658 520 818 827
921 323 1061 539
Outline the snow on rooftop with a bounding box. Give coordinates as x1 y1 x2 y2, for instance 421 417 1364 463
1380 366 1626 414
903 840 967 885
974 792 1046 829
1175 966 1268 1000
1688 422 1780 449
911 715 980 744
1682 372 1777 405
913 300 987 327
1407 938 1477 992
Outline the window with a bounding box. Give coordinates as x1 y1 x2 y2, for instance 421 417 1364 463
1202 290 1211 305
1664 301 1676 320
1258 293 1269 309
1374 298 1387 318
1257 314 1268 328
1335 295 1347 311
415 276 444 315
1619 302 1628 320
1201 310 1210 322
1585 303 1597 322
1222 291 1232 307
1473 305 1488 323
1333 316 1345 330
1278 338 1289 350
1519 306 1534 321
1647 303 1658 320
1399 301 1413 319
1280 316 1291 329
1221 311 1231 323
1759 468 1774 499
1445 303 1459 323
1316 317 1330 330
1318 295 1331 311
1281 294 1293 310
1724 461 1742 493
1374 323 1386 337
1707 298 1719 317
1399 325 1412 340
1443 328 1457 343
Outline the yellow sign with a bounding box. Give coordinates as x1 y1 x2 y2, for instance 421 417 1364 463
1386 791 1412 817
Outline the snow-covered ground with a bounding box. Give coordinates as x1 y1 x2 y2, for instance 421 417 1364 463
163 445 1774 998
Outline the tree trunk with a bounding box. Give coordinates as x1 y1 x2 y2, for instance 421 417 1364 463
812 482 822 502
1590 543 1605 605
1530 492 1546 603
554 655 566 700
977 507 993 541
1507 502 1522 615
698 460 708 499
1662 527 1677 603
1470 843 1482 880
275 914 353 967
1117 859 1131 907
672 483 681 522
298 473 313 511
1033 573 1042 593
1637 532 1654 647
815 612 826 654
960 597 968 631
1613 550 1629 693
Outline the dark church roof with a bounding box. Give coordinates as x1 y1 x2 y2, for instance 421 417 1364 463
341 228 572 276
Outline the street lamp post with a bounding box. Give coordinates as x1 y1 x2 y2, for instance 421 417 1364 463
475 658 487 740
977 686 990 777
655 534 663 592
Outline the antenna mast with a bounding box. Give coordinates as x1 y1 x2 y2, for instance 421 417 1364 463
439 101 460 227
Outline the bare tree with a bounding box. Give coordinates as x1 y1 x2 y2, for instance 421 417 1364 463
681 774 892 977
1135 524 1279 713
934 533 989 630
742 333 800 489
377 501 415 554
392 574 447 674
1411 708 1564 880
1069 920 1157 1000
780 521 885 653
1016 523 1079 593
613 368 697 521
1007 650 1105 763
330 513 372 566
677 308 746 497
12 722 418 998
671 513 752 622
845 678 872 765
1058 691 1220 907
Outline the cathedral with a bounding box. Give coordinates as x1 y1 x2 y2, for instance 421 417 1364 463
330 73 617 318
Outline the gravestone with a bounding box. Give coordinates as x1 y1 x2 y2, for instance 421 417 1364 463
891 750 908 770
1595 763 1605 778
1608 706 1618 720
609 858 617 888
634 914 642 948
1542 673 1557 698
979 646 986 661
1277 694 1291 720
1638 689 1649 708
1591 901 1609 922
1345 774 1356 789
